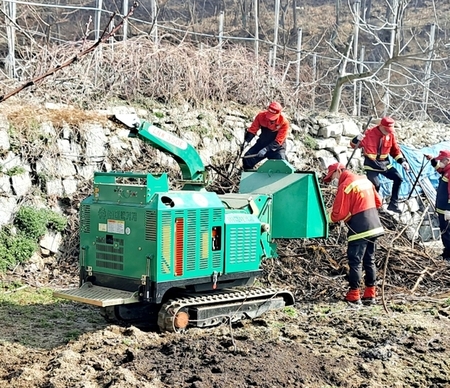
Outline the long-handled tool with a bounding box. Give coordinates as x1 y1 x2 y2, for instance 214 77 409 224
406 156 429 202
407 165 436 212
345 116 372 168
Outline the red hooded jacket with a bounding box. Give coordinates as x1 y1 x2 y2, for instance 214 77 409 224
350 125 405 172
435 163 450 213
330 170 384 241
247 111 289 146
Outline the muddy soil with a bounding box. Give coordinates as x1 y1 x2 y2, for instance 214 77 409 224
1 267 450 388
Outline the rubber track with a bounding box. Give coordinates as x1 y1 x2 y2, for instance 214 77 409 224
158 287 294 332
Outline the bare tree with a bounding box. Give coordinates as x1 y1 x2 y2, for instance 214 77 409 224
328 0 448 117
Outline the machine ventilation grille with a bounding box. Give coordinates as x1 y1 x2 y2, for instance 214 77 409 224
95 259 123 271
213 208 222 223
161 212 172 274
96 238 124 271
229 227 258 264
186 210 197 271
212 252 221 268
199 209 209 270
145 211 157 241
80 205 91 234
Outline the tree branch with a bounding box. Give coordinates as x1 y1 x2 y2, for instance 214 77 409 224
0 2 139 103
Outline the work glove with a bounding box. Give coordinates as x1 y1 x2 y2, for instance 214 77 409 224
444 211 450 221
244 132 255 143
257 147 268 158
401 161 410 171
356 133 364 141
326 210 334 224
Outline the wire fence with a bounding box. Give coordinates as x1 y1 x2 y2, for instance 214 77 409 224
1 0 450 120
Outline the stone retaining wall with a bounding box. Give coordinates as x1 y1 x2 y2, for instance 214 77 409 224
1 101 449 257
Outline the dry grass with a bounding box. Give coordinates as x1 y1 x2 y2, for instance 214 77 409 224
3 101 107 131
0 38 315 112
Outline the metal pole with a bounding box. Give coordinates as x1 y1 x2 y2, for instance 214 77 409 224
352 0 360 116
95 0 103 41
219 11 224 47
5 0 17 78
109 18 115 45
421 23 435 119
385 0 399 116
312 53 317 110
151 0 158 44
296 28 302 86
357 46 365 116
272 0 280 69
122 0 129 41
254 0 259 65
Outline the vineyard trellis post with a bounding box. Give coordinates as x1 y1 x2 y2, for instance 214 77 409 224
122 0 129 40
295 28 302 86
312 53 317 110
384 0 400 116
218 10 224 47
357 45 365 116
150 0 158 43
272 0 280 69
254 0 259 67
4 0 17 79
421 23 436 119
95 0 103 41
352 0 361 116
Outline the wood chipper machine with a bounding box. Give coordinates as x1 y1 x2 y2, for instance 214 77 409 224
54 114 328 332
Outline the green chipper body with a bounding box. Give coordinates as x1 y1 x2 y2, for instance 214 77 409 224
54 114 328 331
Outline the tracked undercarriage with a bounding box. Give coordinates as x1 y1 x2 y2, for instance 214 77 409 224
56 284 294 332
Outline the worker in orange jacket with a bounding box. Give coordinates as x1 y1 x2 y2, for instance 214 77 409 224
324 163 385 305
242 101 290 170
350 117 409 213
424 150 450 261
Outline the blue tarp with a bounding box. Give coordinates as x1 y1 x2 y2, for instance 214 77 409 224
378 141 450 200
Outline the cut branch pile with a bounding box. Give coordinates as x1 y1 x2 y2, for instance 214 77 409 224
208 151 450 305
262 195 450 307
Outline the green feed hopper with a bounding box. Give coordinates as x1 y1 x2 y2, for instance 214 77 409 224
239 160 328 239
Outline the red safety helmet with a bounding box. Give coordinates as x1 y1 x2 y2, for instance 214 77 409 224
323 162 346 183
435 150 450 161
380 117 395 133
266 101 283 121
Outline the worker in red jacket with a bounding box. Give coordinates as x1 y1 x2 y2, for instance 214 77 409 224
324 163 385 305
424 150 450 261
350 117 409 213
242 101 290 170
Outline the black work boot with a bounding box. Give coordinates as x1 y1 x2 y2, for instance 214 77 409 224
387 201 401 214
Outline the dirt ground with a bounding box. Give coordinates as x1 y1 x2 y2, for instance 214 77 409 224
2 242 450 388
